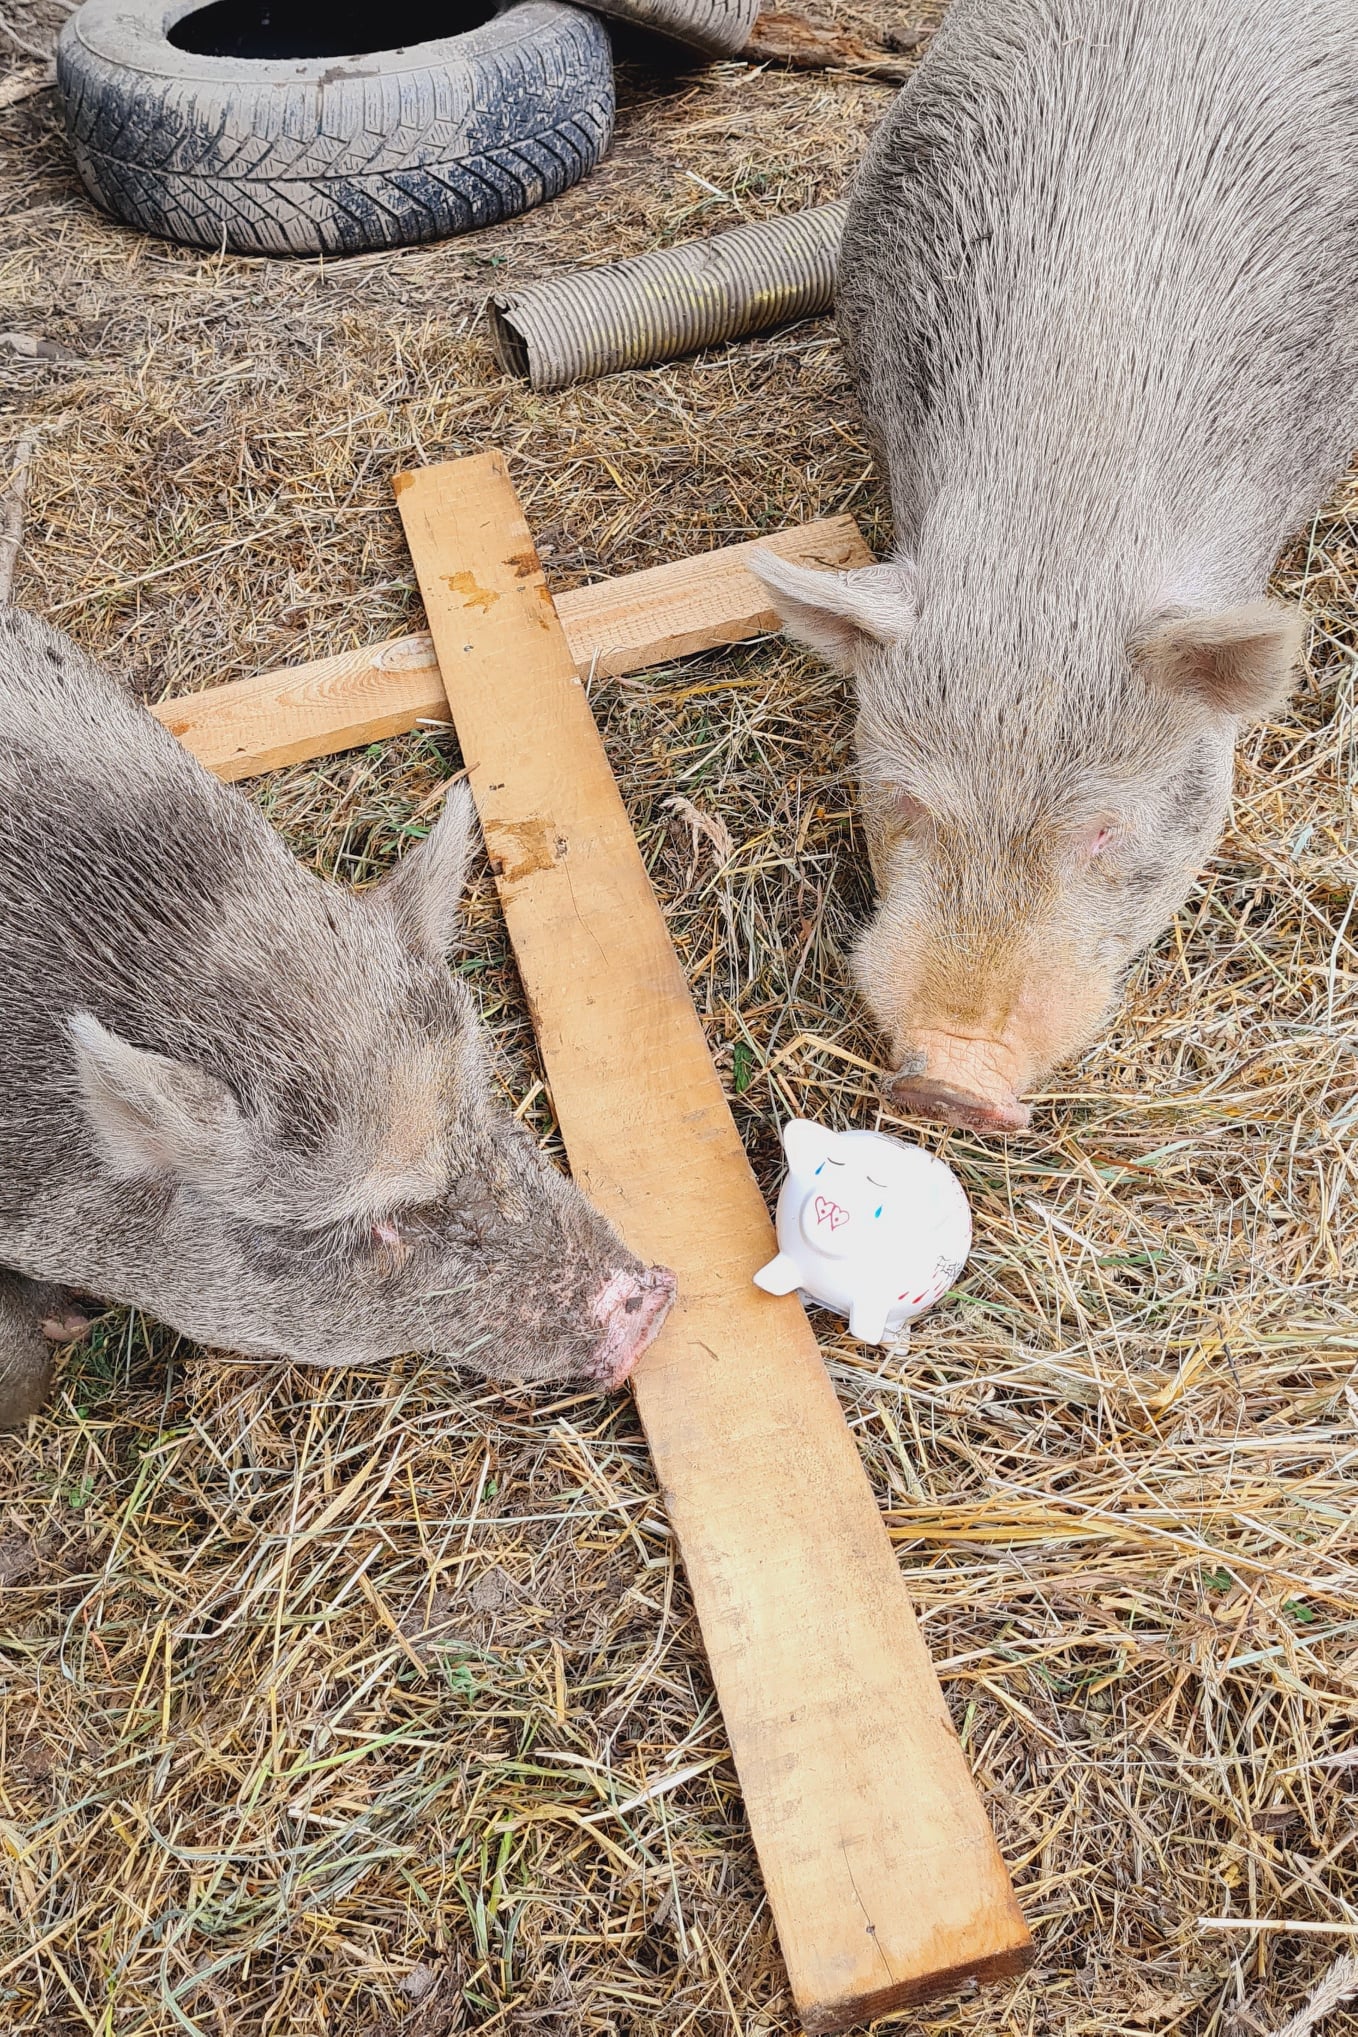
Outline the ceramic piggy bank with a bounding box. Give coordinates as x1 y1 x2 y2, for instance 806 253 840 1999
753 1120 971 1344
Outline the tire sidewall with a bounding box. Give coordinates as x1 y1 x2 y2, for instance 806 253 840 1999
56 0 615 253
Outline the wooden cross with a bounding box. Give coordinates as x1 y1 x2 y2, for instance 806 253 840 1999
159 452 1033 2034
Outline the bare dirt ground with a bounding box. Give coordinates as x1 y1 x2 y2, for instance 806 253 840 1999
2 3 1358 2033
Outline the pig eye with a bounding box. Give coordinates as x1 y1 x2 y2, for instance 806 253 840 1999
1085 820 1118 859
371 1218 402 1249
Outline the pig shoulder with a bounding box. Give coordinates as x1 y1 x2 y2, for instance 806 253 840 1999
0 607 315 921
838 0 1358 564
0 610 360 1208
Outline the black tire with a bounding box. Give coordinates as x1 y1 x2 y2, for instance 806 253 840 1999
56 0 614 257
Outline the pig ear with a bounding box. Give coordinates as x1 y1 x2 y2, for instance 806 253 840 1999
749 552 915 673
68 1014 248 1184
379 782 477 961
1135 600 1304 720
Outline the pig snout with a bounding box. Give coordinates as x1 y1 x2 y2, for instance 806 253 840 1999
589 1265 678 1387
888 1031 1032 1135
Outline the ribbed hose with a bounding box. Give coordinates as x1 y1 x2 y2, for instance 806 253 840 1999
488 201 846 391
585 0 759 54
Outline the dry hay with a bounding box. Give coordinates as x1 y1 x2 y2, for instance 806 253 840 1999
2 3 1358 2033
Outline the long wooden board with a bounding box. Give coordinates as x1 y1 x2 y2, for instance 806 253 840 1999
394 453 1032 2035
150 515 869 783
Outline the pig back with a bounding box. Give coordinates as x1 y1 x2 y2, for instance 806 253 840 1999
838 0 1358 603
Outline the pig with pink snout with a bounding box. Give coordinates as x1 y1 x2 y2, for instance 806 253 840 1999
750 0 1357 1134
0 607 677 1428
753 1120 971 1346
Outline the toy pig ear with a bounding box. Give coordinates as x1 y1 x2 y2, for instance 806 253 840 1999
782 1119 831 1175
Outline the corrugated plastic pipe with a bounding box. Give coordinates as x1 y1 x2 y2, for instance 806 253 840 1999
487 200 846 392
585 0 759 55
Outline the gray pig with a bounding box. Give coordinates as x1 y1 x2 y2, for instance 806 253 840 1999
755 0 1357 1131
0 608 675 1427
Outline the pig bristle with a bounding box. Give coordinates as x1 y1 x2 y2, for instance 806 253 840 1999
1 5 1356 2031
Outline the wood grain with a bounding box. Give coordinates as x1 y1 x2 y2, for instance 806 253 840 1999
150 632 448 783
150 515 869 783
554 513 870 678
394 452 1033 2035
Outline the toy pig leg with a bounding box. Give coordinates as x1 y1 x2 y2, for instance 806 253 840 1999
848 1292 893 1345
753 1252 803 1297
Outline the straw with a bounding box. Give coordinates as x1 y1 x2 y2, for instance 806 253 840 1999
3 6 1358 2030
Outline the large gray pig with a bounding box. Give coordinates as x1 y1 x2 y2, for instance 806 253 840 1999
0 608 675 1426
755 0 1357 1132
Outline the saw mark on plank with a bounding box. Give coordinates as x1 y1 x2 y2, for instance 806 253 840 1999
843 1843 900 1990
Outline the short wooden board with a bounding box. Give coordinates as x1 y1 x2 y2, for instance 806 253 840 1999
150 515 869 783
394 452 1033 2034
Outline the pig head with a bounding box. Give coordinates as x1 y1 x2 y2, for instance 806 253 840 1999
0 607 674 1425
753 552 1301 1131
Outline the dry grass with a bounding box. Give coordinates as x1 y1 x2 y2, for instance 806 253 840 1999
3 3 1358 2033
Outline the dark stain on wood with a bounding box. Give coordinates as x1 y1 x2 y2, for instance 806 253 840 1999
444 570 500 612
485 819 565 885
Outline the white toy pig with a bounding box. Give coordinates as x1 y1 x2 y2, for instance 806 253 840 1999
753 1120 972 1345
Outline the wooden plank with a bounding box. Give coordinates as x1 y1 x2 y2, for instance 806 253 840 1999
149 515 869 783
554 514 870 679
394 452 1033 2036
150 632 447 783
